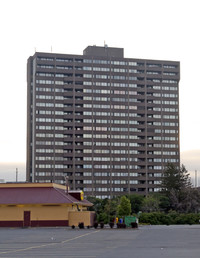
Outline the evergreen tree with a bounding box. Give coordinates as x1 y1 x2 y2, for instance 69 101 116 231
161 163 192 211
162 163 191 193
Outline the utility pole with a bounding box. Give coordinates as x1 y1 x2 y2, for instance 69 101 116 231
16 168 18 182
195 170 198 187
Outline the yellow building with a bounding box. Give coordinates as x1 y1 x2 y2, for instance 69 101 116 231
0 183 94 227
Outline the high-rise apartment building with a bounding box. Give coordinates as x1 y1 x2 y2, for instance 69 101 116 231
27 45 180 198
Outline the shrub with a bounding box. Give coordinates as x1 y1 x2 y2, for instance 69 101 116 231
167 211 179 224
139 212 159 225
100 222 104 229
117 223 126 229
109 222 114 228
94 222 98 229
140 212 170 225
139 212 200 225
131 222 138 228
174 213 200 225
98 212 109 224
78 222 84 229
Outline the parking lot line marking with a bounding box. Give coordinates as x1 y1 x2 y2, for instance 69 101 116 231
61 230 100 244
0 230 100 255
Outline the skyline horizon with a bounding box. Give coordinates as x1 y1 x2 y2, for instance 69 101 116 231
0 148 200 186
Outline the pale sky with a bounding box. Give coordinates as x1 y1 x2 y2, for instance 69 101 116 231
0 0 199 183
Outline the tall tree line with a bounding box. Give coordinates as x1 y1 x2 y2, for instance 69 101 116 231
87 164 200 223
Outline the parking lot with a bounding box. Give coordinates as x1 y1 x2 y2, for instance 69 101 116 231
0 225 200 257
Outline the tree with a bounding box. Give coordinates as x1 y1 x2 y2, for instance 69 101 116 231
141 195 160 213
162 163 191 193
117 196 131 217
161 163 193 211
127 194 144 214
87 196 103 214
104 199 118 218
158 194 171 212
175 187 200 213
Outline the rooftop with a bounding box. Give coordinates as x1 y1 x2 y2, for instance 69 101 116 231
0 183 92 206
83 45 124 58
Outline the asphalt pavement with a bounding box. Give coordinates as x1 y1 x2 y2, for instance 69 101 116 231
0 225 200 257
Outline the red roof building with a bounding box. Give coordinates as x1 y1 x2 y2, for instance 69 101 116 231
0 183 94 227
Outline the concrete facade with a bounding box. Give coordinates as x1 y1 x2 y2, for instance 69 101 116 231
27 45 180 198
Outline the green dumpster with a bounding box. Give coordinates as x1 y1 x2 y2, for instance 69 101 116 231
125 216 137 227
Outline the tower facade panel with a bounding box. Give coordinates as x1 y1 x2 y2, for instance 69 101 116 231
27 46 180 198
